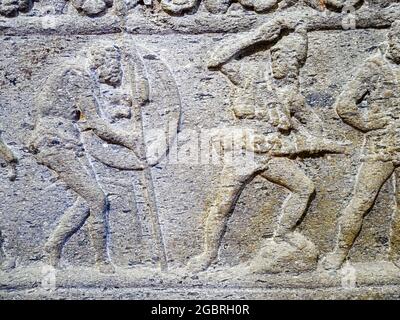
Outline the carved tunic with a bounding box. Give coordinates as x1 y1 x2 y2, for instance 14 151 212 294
29 67 96 158
336 53 400 164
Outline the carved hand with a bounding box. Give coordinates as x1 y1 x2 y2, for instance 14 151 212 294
268 105 292 131
250 133 282 154
298 135 352 155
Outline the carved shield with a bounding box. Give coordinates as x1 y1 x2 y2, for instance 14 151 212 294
83 44 181 170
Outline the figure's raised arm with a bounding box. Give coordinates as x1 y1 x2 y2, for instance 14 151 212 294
208 17 289 69
77 94 142 154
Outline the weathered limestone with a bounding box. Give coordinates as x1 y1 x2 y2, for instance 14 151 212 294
1 0 400 300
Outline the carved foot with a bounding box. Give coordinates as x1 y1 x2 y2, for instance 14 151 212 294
249 231 319 274
186 252 214 273
320 251 347 271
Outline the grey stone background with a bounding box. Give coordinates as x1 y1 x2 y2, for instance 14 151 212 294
1 1 400 299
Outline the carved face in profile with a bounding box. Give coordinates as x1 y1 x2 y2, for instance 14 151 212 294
89 46 123 87
387 21 400 64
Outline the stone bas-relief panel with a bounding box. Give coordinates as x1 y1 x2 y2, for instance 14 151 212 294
2 2 400 300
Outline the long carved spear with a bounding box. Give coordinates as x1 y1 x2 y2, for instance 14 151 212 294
126 46 168 272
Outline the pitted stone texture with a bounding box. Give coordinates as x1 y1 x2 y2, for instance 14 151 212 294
1 1 400 300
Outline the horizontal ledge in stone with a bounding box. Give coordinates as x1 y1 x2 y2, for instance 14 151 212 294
0 5 400 36
1 261 399 291
2 286 400 299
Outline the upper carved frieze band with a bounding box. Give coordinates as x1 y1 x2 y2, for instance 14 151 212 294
1 1 400 36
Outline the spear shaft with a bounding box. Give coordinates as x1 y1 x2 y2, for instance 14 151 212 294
127 47 168 271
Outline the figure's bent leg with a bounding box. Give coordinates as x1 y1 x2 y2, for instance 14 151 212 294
323 161 394 270
389 166 400 267
44 197 89 267
40 150 113 273
57 160 113 273
260 157 315 239
187 165 256 272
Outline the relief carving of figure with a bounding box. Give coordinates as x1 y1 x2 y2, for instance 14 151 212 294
187 19 348 273
28 45 144 273
322 20 400 270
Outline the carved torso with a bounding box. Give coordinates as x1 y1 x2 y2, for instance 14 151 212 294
362 54 400 163
30 66 95 155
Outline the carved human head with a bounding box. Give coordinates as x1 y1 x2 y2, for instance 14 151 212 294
387 20 400 64
270 28 308 80
89 45 123 87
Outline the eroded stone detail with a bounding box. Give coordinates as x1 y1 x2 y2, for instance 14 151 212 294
2 0 400 301
0 0 35 17
322 20 400 271
0 0 392 18
28 47 127 273
159 0 364 14
24 41 180 273
70 0 114 16
187 20 348 274
0 134 17 181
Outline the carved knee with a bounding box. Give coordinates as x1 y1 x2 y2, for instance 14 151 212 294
296 179 315 199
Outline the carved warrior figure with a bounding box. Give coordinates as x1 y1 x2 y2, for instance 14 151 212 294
187 19 347 273
0 0 34 17
322 20 400 271
0 133 17 181
29 45 144 273
160 0 363 14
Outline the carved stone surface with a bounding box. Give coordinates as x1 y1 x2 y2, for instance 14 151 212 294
1 0 400 300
